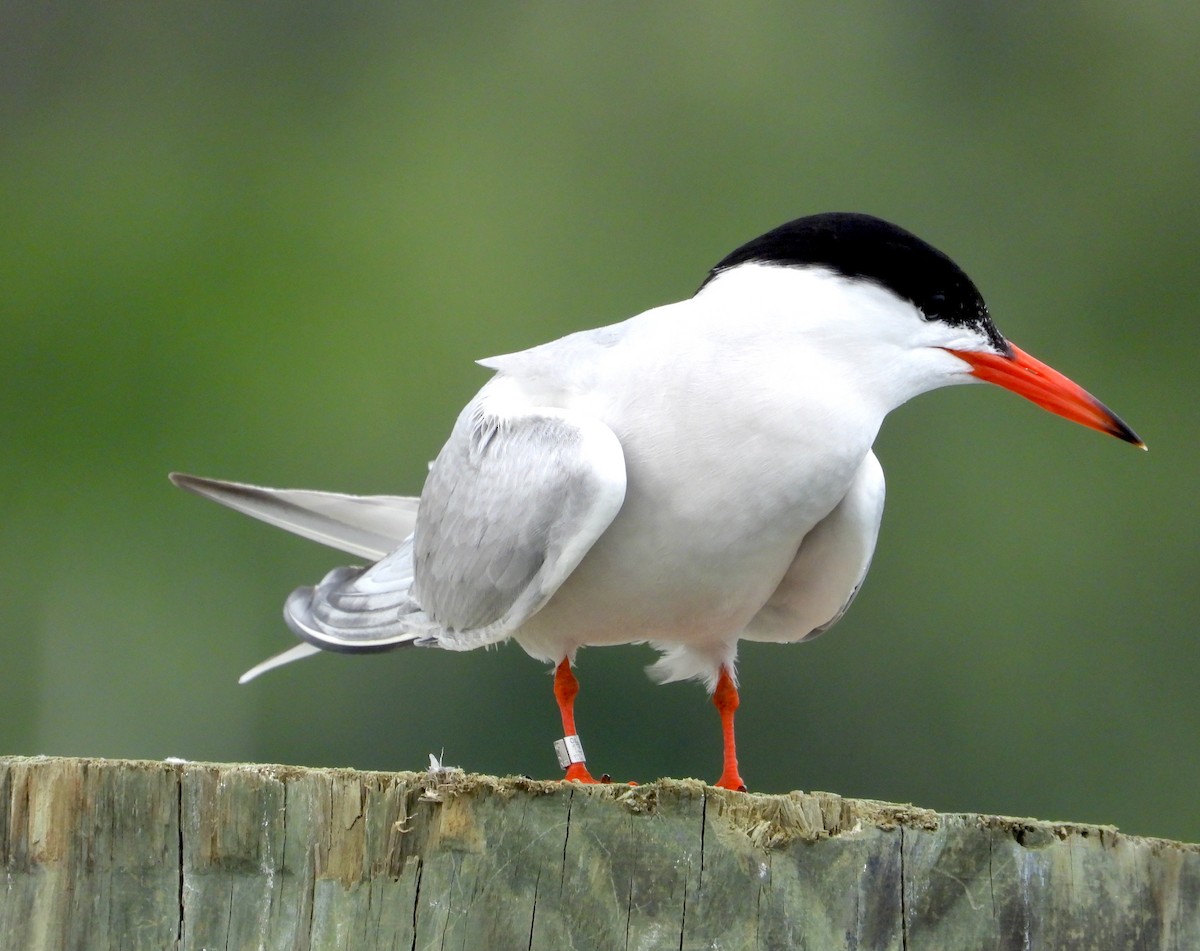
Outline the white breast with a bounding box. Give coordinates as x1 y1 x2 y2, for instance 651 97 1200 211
507 292 888 663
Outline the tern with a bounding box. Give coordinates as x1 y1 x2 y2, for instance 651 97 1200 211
172 212 1143 791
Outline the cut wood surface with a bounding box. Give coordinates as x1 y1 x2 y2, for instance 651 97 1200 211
1 755 1197 950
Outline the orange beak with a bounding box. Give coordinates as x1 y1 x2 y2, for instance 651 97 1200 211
949 342 1145 448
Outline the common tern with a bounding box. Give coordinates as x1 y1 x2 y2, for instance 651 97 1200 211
172 212 1143 791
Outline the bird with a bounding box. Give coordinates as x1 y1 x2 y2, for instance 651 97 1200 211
171 212 1143 792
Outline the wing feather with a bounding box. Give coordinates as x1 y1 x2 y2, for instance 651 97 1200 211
741 451 885 643
170 473 418 560
412 399 627 644
281 395 626 654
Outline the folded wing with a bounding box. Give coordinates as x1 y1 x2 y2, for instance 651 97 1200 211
283 399 628 654
741 450 886 644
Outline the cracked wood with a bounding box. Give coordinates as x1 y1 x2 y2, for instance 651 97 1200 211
1 756 1198 950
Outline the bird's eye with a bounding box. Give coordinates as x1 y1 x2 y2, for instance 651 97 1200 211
922 293 945 321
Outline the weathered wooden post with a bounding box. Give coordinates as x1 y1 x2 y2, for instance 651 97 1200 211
2 755 1197 949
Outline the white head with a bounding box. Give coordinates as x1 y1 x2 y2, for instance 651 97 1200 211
697 213 1142 446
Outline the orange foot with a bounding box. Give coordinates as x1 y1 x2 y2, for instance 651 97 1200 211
552 660 638 785
714 771 748 792
563 763 600 783
713 666 747 792
561 766 638 786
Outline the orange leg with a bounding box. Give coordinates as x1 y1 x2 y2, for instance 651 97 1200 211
554 658 598 783
713 666 747 791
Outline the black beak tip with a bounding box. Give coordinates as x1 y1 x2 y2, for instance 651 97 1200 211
1108 413 1146 450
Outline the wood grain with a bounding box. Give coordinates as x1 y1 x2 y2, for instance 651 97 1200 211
2 756 1196 949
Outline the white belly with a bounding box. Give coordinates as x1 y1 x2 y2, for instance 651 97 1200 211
515 388 875 660
503 299 888 666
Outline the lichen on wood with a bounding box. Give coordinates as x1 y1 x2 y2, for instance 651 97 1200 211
1 755 1197 950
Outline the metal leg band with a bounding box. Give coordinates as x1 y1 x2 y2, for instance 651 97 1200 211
554 734 586 769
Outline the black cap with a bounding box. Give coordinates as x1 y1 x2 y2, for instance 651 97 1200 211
700 212 1007 354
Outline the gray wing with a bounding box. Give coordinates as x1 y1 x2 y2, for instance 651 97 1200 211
169 472 418 560
742 451 886 643
283 537 427 651
283 397 627 653
412 399 627 645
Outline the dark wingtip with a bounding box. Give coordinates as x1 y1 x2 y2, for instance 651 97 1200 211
169 471 226 496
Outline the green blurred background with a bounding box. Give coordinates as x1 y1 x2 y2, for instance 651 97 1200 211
3 4 1197 842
